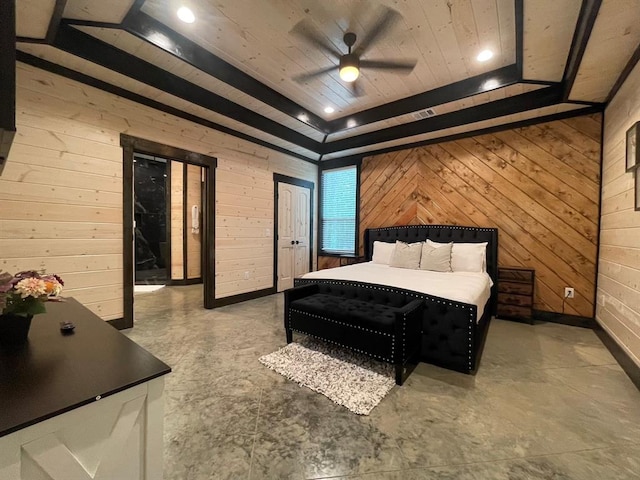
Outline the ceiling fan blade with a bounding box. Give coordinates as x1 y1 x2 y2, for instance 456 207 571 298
350 80 365 98
359 59 417 73
290 20 342 59
292 66 337 83
353 6 401 56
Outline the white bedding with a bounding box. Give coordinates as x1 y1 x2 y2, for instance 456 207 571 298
301 262 493 317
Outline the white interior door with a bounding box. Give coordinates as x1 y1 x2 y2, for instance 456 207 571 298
277 182 311 291
277 183 294 291
293 185 310 279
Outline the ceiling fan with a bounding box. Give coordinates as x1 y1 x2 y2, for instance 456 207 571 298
290 6 417 97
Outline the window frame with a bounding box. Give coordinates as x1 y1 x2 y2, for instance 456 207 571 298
318 159 361 257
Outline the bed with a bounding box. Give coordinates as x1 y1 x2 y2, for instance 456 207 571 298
294 225 498 374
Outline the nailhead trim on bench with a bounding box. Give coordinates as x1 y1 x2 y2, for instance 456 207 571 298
290 328 394 363
290 309 393 337
294 278 478 369
402 300 423 362
289 309 397 361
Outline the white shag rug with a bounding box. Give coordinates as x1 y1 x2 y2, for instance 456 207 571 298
259 338 395 415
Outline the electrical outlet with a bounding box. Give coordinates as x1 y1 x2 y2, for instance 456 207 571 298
265 228 270 237
244 271 249 280
564 287 575 299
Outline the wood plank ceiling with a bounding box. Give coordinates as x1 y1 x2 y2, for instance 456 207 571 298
13 0 640 163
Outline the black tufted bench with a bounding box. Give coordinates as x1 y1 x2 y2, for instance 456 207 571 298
284 282 423 385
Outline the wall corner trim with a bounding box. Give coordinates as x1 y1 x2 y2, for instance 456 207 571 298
594 325 640 391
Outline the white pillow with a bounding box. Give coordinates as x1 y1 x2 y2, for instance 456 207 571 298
389 240 423 269
419 242 452 272
427 240 488 272
372 241 395 265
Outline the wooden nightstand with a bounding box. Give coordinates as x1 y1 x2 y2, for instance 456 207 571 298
497 266 535 324
339 256 366 266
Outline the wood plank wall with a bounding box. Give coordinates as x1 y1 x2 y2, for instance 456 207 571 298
0 63 317 320
357 114 602 317
215 154 316 298
170 160 184 280
0 74 123 320
599 60 640 366
186 164 202 280
169 162 204 281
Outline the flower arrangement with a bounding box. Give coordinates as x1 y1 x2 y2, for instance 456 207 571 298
0 270 64 317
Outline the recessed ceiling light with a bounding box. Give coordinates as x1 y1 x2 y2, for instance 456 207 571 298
483 79 499 90
346 119 357 128
324 106 335 114
298 114 309 122
477 49 493 62
177 6 195 23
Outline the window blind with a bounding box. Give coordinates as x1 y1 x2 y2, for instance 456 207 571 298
320 166 357 255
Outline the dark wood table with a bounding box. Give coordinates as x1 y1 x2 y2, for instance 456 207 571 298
0 298 170 437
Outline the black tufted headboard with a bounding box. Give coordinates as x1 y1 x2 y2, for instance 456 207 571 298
364 225 499 315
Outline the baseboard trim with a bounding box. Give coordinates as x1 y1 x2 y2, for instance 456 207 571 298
594 325 640 391
168 278 202 286
213 287 277 307
107 317 130 330
532 310 597 329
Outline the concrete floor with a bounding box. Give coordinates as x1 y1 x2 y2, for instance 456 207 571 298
126 285 640 480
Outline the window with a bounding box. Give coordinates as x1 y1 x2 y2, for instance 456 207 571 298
320 165 358 255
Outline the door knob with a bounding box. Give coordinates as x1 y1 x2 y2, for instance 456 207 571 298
295 241 300 244
291 240 295 245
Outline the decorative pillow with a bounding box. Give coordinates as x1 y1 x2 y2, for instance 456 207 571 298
419 242 452 272
389 240 422 269
427 240 488 272
372 241 396 265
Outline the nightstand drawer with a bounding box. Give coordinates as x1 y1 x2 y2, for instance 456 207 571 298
499 269 534 283
340 256 366 266
497 304 532 318
498 293 533 307
498 282 533 295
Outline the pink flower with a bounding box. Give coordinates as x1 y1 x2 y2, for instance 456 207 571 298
14 277 47 299
41 276 63 297
1 270 64 316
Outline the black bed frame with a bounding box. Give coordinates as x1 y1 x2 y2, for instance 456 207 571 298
365 225 498 374
298 225 498 374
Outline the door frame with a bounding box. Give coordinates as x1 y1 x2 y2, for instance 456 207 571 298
120 134 217 329
273 173 315 292
130 152 170 285
273 174 314 291
167 160 204 286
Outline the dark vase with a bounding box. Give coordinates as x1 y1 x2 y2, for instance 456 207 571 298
0 313 34 345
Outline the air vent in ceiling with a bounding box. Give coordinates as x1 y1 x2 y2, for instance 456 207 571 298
413 108 437 120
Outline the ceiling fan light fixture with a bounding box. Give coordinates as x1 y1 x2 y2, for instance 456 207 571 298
339 54 360 82
340 66 359 82
177 6 195 23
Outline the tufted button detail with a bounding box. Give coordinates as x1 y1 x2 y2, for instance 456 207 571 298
293 224 495 374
